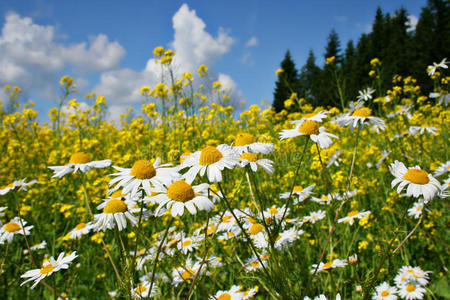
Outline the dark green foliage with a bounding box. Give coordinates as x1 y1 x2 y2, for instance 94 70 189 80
272 50 301 112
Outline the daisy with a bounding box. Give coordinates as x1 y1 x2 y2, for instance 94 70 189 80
376 150 392 168
241 286 258 299
48 152 111 178
429 90 449 106
311 259 347 273
433 160 450 177
172 259 205 286
408 201 425 219
69 222 93 240
94 192 138 231
263 205 288 224
372 282 398 300
357 87 375 102
181 144 240 183
177 235 200 255
30 240 47 251
387 104 413 119
280 185 315 204
20 252 77 289
0 217 33 244
311 194 333 205
338 210 371 225
0 178 37 195
131 281 158 299
427 57 448 76
244 254 270 272
290 111 329 125
275 227 304 248
152 177 214 217
232 132 275 154
396 266 431 287
408 125 438 135
280 120 338 149
303 210 326 224
327 150 341 168
439 177 450 198
335 106 385 130
239 152 274 174
397 283 426 300
210 285 243 300
389 160 441 202
109 157 178 197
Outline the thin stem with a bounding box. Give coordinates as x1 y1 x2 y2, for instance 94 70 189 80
393 213 424 254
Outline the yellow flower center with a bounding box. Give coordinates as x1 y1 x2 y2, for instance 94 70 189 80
406 284 416 292
352 107 372 117
347 211 359 217
75 222 87 230
4 222 21 233
130 160 156 180
167 181 195 202
240 152 258 162
217 293 231 300
249 223 264 235
222 216 232 223
322 261 333 270
135 285 147 295
182 240 192 247
40 263 55 275
250 261 260 268
103 199 128 214
3 183 14 190
293 186 303 193
298 120 319 135
199 146 223 165
69 152 90 164
381 290 390 297
269 207 278 215
403 169 430 184
303 113 315 119
235 133 255 146
181 268 195 280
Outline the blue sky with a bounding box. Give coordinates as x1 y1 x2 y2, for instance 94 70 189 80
0 0 426 120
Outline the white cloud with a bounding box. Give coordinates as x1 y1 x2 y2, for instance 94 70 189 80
241 52 254 66
245 36 258 47
334 16 348 23
406 15 418 32
0 12 125 98
217 73 244 108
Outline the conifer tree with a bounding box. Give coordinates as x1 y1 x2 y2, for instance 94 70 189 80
272 50 301 112
298 50 320 105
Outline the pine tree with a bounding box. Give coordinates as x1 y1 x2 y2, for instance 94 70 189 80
272 50 301 112
342 40 358 102
298 49 320 105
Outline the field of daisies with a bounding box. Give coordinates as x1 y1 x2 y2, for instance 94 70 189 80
0 49 449 300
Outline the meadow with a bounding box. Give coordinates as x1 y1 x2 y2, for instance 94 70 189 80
0 49 449 299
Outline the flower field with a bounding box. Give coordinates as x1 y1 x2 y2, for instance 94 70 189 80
0 51 449 299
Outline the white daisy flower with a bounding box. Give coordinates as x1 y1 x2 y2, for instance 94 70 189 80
69 222 93 240
152 177 213 217
0 178 37 195
397 283 426 300
210 285 243 300
335 106 385 130
439 177 450 198
275 227 304 248
232 132 275 154
372 282 398 300
408 125 438 135
172 259 205 286
0 217 33 244
239 152 274 174
94 192 138 231
433 160 450 177
241 286 258 299
280 120 338 149
48 152 111 178
311 194 333 205
109 158 179 198
357 87 375 102
376 150 392 168
290 111 329 125
390 160 441 202
311 259 348 273
20 252 77 289
427 57 448 76
408 201 425 219
396 266 431 287
217 211 239 233
303 210 326 224
263 205 289 224
244 254 270 272
429 90 449 106
280 185 315 204
0 206 6 218
177 235 200 255
327 150 342 168
181 144 240 183
30 240 47 251
338 210 371 226
387 104 413 119
131 281 158 299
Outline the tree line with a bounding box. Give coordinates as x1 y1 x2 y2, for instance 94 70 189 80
272 0 450 112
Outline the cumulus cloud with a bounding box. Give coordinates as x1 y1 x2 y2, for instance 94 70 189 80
245 36 258 47
95 3 242 107
0 12 125 98
406 15 418 32
217 73 244 107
